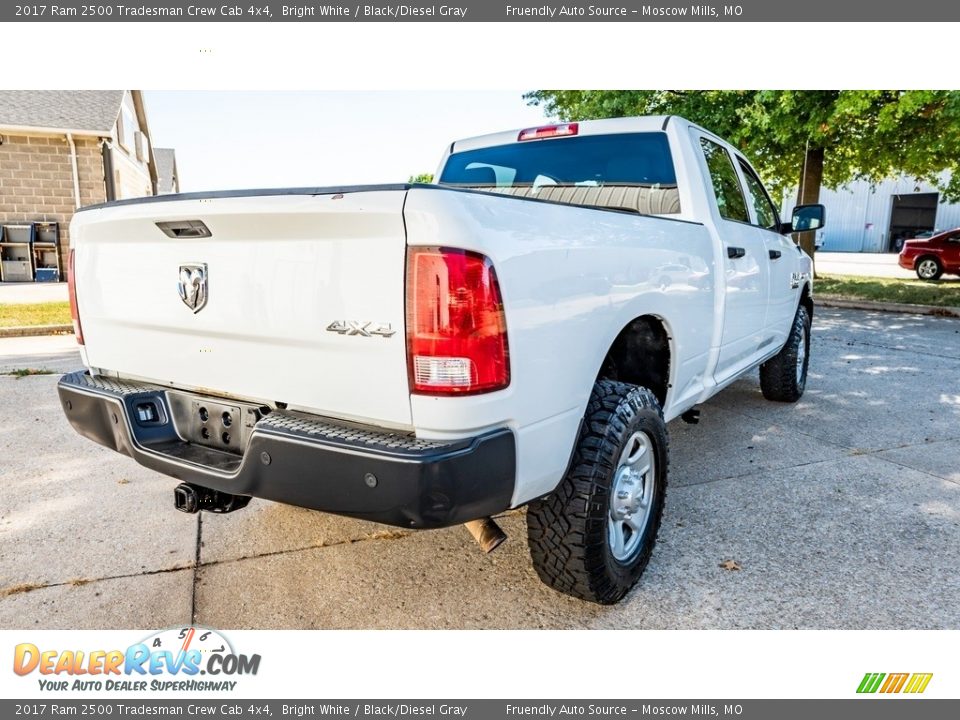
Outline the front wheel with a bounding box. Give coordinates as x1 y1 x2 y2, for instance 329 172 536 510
760 304 811 403
526 379 668 605
915 256 943 281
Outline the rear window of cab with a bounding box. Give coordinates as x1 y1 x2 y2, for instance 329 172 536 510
439 132 678 195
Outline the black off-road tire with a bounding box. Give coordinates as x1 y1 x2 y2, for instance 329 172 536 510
526 380 668 605
759 304 810 403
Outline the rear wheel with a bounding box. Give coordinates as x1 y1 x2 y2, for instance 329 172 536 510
915 256 943 281
526 379 668 605
760 304 810 403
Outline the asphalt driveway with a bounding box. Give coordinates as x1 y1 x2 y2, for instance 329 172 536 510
1 307 958 629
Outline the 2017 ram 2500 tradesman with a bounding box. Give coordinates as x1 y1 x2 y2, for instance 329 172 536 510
59 116 822 604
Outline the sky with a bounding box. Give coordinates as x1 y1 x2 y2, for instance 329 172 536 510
144 91 552 192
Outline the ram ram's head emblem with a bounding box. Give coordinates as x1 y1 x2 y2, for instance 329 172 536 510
178 263 208 313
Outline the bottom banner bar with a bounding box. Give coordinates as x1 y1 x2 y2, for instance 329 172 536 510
2 700 957 720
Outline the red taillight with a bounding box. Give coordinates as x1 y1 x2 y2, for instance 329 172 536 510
517 122 579 141
406 247 510 395
67 249 84 345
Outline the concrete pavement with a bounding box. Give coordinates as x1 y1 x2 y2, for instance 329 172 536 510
0 281 68 304
815 251 913 279
0 334 78 373
816 251 960 283
1 308 958 629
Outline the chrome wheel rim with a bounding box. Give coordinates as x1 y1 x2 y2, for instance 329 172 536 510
796 325 807 385
918 260 938 279
608 431 656 562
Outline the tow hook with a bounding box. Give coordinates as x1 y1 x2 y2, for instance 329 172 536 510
681 408 701 425
174 483 251 514
464 516 507 553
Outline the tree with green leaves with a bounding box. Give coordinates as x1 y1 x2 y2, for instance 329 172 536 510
525 91 960 256
408 173 434 184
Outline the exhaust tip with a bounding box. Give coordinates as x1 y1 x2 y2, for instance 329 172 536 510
465 517 508 554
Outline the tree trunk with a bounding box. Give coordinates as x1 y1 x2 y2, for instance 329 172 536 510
795 146 824 273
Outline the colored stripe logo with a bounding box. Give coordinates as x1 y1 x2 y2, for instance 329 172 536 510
857 672 933 694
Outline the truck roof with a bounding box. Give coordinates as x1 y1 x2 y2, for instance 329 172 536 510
450 115 683 153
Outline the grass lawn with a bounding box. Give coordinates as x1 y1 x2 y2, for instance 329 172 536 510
0 301 72 328
816 274 960 308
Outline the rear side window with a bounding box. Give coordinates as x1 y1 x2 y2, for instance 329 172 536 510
700 138 749 223
439 132 681 215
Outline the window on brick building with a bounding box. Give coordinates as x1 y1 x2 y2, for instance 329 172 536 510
117 109 137 154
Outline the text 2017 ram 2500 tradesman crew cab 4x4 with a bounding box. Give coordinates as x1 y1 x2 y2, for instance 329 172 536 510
60 116 822 604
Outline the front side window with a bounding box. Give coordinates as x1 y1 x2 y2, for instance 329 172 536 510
738 159 780 231
700 138 749 223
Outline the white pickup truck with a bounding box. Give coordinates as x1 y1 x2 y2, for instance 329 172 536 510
59 116 820 604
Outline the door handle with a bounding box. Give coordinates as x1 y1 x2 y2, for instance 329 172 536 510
727 246 746 259
769 249 782 260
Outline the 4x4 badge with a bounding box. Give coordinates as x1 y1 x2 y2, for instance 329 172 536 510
326 320 395 337
178 264 208 313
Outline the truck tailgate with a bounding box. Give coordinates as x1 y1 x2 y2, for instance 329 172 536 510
72 189 412 428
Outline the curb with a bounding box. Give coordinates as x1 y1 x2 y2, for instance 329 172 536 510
817 296 960 318
0 324 73 339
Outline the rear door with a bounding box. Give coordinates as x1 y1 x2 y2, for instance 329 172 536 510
72 189 413 428
695 134 770 381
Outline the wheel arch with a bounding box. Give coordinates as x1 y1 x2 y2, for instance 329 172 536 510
800 281 814 320
916 253 941 267
595 314 672 408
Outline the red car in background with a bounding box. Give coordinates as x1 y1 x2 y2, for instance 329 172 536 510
898 228 960 280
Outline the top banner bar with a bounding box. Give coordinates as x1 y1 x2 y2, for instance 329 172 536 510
6 0 959 22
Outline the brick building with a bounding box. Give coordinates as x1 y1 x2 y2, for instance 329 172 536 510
0 90 169 278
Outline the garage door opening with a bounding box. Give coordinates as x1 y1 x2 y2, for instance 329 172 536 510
889 192 938 252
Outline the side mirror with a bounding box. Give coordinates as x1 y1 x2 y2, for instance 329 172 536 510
787 204 826 233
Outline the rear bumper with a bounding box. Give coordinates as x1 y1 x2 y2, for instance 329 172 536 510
58 371 516 529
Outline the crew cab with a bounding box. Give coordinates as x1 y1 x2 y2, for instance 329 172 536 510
59 116 821 604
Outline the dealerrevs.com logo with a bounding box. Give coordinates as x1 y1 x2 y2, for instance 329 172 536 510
13 627 261 692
